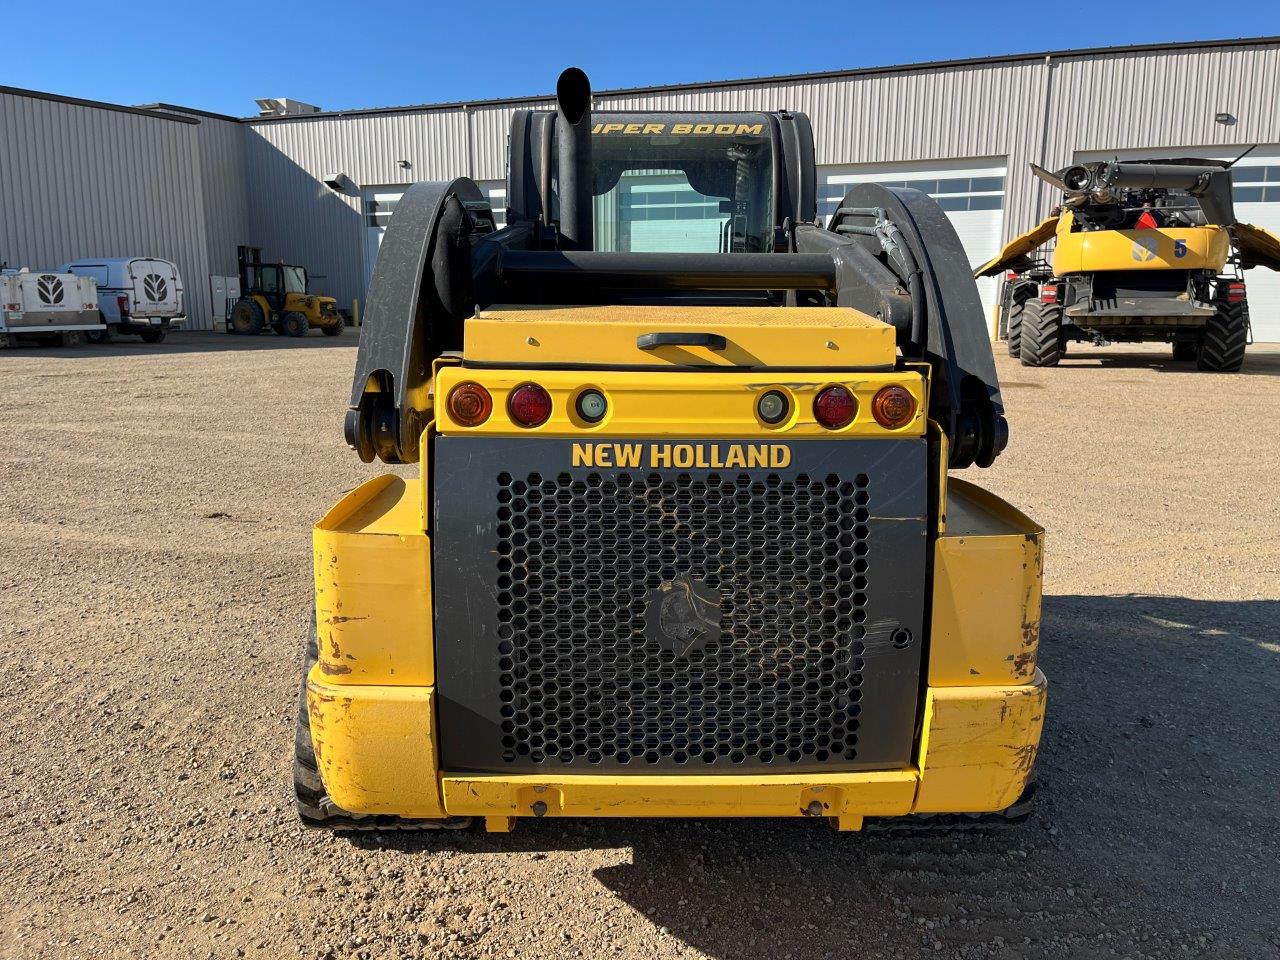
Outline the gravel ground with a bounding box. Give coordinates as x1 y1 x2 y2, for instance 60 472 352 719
0 333 1276 960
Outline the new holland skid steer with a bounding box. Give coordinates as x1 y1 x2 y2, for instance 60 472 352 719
978 158 1280 370
295 69 1046 834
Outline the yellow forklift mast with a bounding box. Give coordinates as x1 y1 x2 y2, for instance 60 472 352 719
295 69 1045 834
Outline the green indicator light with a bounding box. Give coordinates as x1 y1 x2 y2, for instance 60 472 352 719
757 390 789 424
577 389 608 422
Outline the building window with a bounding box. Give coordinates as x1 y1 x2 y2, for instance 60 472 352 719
817 174 1005 222
365 195 399 227
477 181 508 227
1233 166 1280 203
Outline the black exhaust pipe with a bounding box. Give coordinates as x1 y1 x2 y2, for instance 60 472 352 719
555 67 593 251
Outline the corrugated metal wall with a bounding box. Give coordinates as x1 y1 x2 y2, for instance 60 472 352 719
0 92 213 325
243 110 472 306
192 116 251 284
6 40 1279 324
241 40 1280 309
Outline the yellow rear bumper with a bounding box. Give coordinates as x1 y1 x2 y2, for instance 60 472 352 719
308 472 1046 832
305 669 1045 831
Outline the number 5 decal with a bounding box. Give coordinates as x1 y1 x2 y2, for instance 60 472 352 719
1174 239 1188 258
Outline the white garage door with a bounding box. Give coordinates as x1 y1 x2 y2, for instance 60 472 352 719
361 181 507 298
817 159 1006 319
1076 146 1280 343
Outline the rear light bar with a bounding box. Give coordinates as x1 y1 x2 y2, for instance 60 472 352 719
1040 284 1058 304
1226 281 1246 303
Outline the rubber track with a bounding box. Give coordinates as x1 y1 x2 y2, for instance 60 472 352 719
864 780 1039 833
293 619 472 832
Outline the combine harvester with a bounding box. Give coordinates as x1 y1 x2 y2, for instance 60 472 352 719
979 156 1280 370
295 69 1046 833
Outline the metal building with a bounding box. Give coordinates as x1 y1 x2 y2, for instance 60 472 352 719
3 36 1280 337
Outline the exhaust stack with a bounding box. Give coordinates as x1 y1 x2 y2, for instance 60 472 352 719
555 67 594 251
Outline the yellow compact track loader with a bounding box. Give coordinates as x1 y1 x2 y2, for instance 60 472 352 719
295 69 1046 834
977 158 1280 370
229 262 344 337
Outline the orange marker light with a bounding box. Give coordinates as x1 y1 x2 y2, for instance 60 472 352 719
447 381 493 426
871 385 916 429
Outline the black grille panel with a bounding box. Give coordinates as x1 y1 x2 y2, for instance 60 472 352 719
494 471 869 767
433 438 928 774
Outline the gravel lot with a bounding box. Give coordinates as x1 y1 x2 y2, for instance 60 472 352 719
0 333 1276 960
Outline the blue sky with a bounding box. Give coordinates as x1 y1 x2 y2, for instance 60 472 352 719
4 0 1279 117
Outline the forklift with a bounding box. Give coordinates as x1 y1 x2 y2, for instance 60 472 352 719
229 262 344 337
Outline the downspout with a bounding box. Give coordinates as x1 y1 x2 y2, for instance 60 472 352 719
1033 53 1056 227
464 103 475 180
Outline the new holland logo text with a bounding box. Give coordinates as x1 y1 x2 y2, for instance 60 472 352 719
572 442 791 469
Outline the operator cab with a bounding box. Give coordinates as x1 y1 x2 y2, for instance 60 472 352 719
588 115 777 253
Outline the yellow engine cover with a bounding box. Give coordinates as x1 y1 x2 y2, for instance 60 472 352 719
465 304 896 369
1052 213 1230 274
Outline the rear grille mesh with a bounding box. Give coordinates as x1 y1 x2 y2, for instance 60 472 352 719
493 470 870 767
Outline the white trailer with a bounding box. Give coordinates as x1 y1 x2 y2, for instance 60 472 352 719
59 257 185 343
0 267 103 346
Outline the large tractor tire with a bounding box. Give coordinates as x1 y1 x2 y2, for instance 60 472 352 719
293 618 470 832
1196 301 1247 372
1006 304 1024 358
1001 280 1036 358
281 311 310 337
1018 300 1064 367
140 327 166 344
230 298 266 335
321 320 345 337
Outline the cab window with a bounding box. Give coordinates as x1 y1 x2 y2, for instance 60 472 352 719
585 117 775 254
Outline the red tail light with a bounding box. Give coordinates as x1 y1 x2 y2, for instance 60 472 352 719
447 381 492 426
1226 281 1246 303
508 383 552 428
813 385 856 429
116 294 130 316
1040 284 1058 304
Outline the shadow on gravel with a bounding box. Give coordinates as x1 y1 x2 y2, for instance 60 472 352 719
358 594 1279 958
1051 349 1280 377
0 331 355 359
